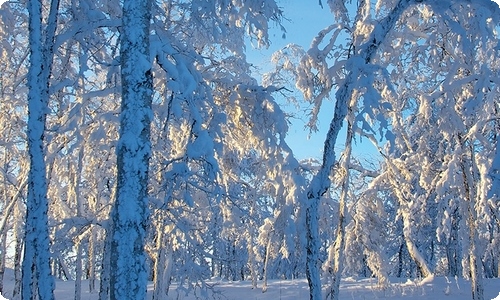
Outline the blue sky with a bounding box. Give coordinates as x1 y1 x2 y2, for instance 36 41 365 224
247 1 380 163
248 2 337 161
248 0 500 163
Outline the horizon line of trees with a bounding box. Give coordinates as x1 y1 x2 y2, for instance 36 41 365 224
0 0 499 300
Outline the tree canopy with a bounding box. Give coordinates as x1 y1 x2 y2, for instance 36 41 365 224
0 1 499 300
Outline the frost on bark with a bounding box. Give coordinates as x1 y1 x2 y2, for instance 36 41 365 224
490 132 500 200
0 230 6 295
458 139 484 300
323 103 354 300
12 201 23 300
99 225 112 300
152 222 174 300
22 0 59 299
384 157 433 279
88 227 98 294
108 0 153 299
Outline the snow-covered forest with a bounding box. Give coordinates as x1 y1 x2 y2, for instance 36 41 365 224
0 0 499 299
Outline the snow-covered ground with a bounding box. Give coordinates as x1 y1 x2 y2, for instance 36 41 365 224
1 269 500 300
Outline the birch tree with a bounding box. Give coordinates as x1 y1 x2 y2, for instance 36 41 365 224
292 1 418 298
22 0 60 299
108 0 152 298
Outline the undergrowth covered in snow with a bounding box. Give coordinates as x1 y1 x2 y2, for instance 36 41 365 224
1 269 499 300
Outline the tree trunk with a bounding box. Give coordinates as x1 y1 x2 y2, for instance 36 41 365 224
0 227 6 295
73 147 85 300
305 198 321 300
401 211 433 279
459 141 484 300
397 243 404 278
74 242 83 300
12 201 23 300
446 208 462 277
88 226 97 294
108 0 153 298
99 227 112 300
262 234 272 293
22 0 59 299
152 224 174 300
324 106 354 300
247 227 258 289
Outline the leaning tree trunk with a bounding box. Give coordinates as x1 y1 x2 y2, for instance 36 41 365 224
324 102 354 300
386 159 433 279
401 210 433 279
108 0 153 299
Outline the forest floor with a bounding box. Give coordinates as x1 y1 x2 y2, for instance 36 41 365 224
1 268 500 299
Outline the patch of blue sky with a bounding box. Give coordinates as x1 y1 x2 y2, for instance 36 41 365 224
247 1 380 163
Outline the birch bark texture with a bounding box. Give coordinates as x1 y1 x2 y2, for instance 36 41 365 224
109 0 153 299
22 0 59 299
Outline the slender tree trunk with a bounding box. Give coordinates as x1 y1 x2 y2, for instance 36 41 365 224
72 146 85 300
152 235 165 300
163 242 174 296
262 234 272 293
74 242 83 300
0 172 15 293
99 227 112 300
211 246 217 277
458 141 484 300
397 243 404 277
88 226 97 293
447 208 462 277
23 0 60 299
0 226 6 295
109 0 152 298
12 201 23 300
152 223 173 300
305 199 321 299
0 166 9 294
469 232 484 300
324 106 354 300
247 227 258 289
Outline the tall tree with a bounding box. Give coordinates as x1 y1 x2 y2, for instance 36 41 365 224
22 0 59 299
108 0 153 298
296 1 417 298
